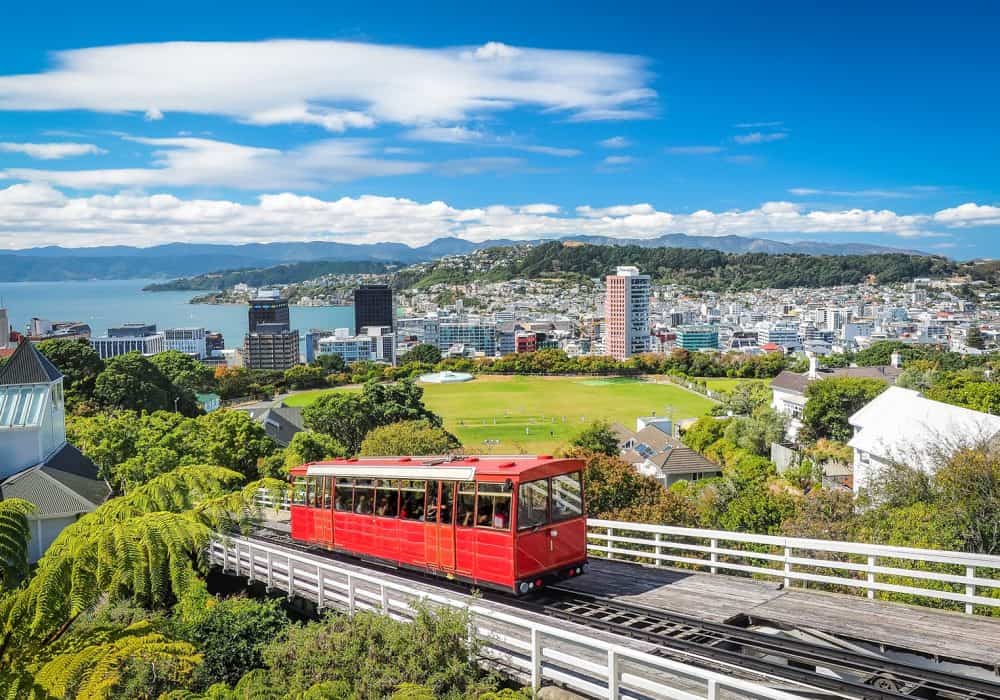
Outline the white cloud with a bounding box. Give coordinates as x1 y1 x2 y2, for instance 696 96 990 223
789 187 932 199
601 155 634 165
666 145 722 155
734 131 787 144
2 185 995 249
0 39 654 129
599 136 630 148
0 141 106 159
2 136 426 189
934 202 1000 226
734 121 783 128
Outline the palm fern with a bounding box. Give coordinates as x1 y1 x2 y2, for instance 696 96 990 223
32 620 200 700
0 499 34 591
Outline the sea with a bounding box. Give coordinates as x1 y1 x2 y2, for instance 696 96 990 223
0 279 355 351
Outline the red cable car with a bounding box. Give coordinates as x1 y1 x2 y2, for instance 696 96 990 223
288 455 587 594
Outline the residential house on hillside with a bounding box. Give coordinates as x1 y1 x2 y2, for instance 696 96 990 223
848 386 1000 495
613 419 722 486
771 354 904 440
0 341 111 561
238 403 305 447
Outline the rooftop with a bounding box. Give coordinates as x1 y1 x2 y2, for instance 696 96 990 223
0 341 62 386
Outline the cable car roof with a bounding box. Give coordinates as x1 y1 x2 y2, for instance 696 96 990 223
296 455 580 480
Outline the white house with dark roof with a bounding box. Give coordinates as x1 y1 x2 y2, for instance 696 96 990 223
848 386 1000 495
0 341 111 561
612 419 722 486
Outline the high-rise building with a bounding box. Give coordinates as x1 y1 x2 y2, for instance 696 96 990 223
244 323 299 370
205 332 225 354
248 290 290 333
354 285 394 331
164 327 207 358
437 321 497 356
0 308 9 349
604 265 651 360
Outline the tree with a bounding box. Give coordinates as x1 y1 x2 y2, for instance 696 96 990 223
361 380 442 427
312 353 346 373
0 498 34 591
284 364 326 390
303 393 378 454
400 343 441 365
568 421 619 457
94 353 196 414
681 416 730 453
150 350 215 394
285 430 347 467
934 447 1000 554
714 381 772 416
722 408 787 457
359 420 459 456
966 326 986 350
195 410 276 480
800 377 888 442
36 338 105 409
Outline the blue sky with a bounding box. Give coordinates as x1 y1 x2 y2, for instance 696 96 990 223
0 1 998 257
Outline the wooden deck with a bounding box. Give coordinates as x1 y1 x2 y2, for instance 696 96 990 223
560 559 1000 668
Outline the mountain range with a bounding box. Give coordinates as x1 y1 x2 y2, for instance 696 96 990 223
0 234 928 283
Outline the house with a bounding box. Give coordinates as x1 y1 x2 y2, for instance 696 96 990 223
238 403 305 447
0 341 111 561
847 386 1000 495
612 420 722 486
771 354 904 440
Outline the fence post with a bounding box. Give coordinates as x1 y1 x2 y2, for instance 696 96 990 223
234 541 240 577
607 648 619 699
607 527 615 560
710 538 718 575
287 559 295 597
707 678 718 700
530 627 542 693
654 532 663 567
222 540 228 572
317 569 325 610
348 574 356 616
783 547 792 589
266 550 273 590
381 583 389 614
965 566 975 615
867 555 876 600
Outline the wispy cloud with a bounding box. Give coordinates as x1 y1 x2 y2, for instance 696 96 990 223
0 141 106 159
0 40 655 131
602 155 634 165
404 125 579 157
734 120 784 129
788 186 938 199
2 183 994 249
599 136 630 148
666 145 723 155
734 131 787 144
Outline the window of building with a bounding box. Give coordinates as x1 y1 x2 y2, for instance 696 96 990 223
551 472 584 522
476 482 511 530
518 479 549 530
334 477 353 512
399 480 426 520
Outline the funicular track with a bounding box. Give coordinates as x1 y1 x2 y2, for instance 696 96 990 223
244 528 1000 700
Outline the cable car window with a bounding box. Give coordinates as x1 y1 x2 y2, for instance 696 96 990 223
375 480 399 518
551 472 583 522
322 476 332 510
439 482 455 525
334 478 353 512
399 480 426 520
424 482 440 522
311 476 327 509
305 477 315 508
476 482 511 530
354 479 374 514
457 481 476 528
291 477 308 506
518 479 549 530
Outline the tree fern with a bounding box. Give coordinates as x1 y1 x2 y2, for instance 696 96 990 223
0 499 34 591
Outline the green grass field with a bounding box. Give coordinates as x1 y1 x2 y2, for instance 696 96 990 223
699 377 772 393
285 375 715 453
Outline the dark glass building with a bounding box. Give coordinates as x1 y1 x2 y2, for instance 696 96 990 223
248 293 290 333
353 285 393 331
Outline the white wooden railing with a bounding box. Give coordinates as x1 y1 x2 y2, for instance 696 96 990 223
209 534 807 700
588 519 1000 615
252 491 1000 615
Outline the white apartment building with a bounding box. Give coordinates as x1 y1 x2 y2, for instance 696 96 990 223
757 323 800 351
90 332 166 359
604 265 650 360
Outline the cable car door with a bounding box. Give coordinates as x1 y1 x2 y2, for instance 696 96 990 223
424 481 456 571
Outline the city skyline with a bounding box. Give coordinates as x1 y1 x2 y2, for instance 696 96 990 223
0 1 998 256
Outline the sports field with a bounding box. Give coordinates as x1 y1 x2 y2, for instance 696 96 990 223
285 375 715 453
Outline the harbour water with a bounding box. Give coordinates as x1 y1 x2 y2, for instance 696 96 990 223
0 279 354 350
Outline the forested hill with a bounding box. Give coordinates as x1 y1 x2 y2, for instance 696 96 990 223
400 241 957 291
143 260 396 291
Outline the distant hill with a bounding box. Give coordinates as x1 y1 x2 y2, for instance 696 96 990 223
2 233 929 282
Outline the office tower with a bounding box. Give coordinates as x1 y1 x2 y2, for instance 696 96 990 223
354 284 393 332
248 290 290 333
604 265 651 360
0 308 8 349
90 323 166 359
163 327 207 358
675 325 720 351
245 323 299 370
